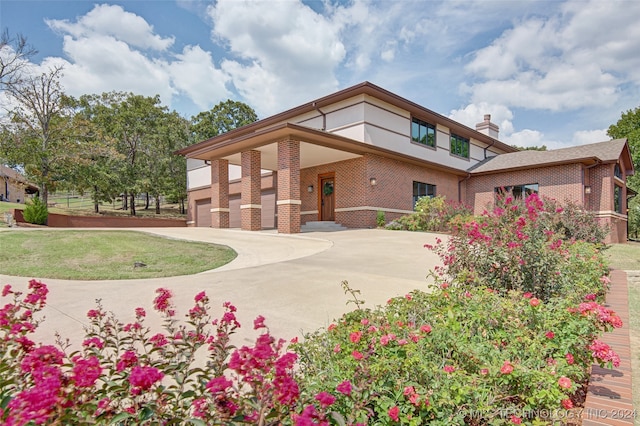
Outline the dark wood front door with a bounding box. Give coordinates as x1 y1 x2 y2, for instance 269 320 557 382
319 174 335 221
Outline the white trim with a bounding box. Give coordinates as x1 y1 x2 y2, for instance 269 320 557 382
276 199 302 205
240 204 262 209
301 210 319 215
186 220 195 225
594 210 627 220
334 206 413 214
210 208 230 213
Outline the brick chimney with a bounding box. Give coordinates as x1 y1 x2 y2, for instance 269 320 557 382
475 114 499 139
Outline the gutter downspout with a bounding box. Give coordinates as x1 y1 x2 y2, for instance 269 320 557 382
312 102 326 131
484 140 496 159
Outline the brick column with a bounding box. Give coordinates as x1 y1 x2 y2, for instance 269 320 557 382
210 159 229 228
277 139 301 234
241 150 262 231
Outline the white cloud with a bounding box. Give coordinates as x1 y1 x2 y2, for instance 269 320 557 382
464 0 640 112
46 4 174 51
167 46 230 110
208 0 345 115
503 129 555 149
571 129 609 145
448 102 515 137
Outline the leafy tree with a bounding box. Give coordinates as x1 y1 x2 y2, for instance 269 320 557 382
0 66 79 205
191 99 258 140
608 106 640 238
511 144 548 151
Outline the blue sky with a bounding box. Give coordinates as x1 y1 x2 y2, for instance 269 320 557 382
1 0 640 149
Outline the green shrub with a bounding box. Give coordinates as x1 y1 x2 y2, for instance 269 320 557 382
386 196 472 232
427 193 609 302
376 210 386 227
22 197 48 225
294 284 621 425
541 198 610 246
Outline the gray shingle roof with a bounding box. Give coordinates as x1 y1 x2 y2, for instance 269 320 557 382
468 139 629 174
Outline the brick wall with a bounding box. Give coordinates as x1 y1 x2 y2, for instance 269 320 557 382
466 164 584 214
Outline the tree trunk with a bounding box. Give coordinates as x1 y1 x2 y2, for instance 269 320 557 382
180 198 185 214
123 191 128 210
41 183 48 206
94 185 99 213
145 192 150 210
130 193 136 216
155 195 161 214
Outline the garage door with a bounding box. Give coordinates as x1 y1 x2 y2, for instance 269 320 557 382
261 189 276 229
195 199 211 227
229 194 241 228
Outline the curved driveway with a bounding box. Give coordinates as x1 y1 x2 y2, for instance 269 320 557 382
0 228 443 347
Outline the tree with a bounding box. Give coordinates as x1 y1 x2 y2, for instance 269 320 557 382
0 66 78 205
608 106 640 238
191 99 258 141
0 29 37 88
511 145 548 151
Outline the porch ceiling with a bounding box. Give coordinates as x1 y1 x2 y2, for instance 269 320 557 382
222 142 361 170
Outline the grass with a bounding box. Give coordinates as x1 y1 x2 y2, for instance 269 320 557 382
605 242 640 425
0 230 237 280
47 192 186 219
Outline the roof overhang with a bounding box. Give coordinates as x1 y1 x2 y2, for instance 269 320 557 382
468 156 603 176
182 122 467 176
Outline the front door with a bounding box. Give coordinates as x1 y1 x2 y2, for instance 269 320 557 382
319 174 335 221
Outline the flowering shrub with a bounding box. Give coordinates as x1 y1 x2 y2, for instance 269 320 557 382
293 285 622 425
0 281 300 425
386 196 472 232
426 193 609 302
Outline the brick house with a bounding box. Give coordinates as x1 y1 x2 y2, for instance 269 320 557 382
0 165 38 204
178 82 635 243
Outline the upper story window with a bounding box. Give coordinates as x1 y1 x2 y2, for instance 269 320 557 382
411 118 436 147
614 163 622 179
413 181 436 207
450 133 470 158
495 184 539 200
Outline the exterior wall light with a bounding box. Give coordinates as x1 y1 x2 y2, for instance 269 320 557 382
307 185 314 193
584 186 592 194
369 178 377 186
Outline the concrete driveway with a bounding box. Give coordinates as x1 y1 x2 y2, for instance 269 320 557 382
0 228 443 347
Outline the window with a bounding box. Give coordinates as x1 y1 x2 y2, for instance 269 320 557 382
413 181 436 207
411 118 436 147
495 184 539 199
614 185 622 214
450 133 469 158
614 164 622 179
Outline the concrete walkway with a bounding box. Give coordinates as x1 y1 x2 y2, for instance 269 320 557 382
0 228 443 347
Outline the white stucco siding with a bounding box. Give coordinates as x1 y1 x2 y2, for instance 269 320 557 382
187 158 207 171
187 165 211 190
469 142 487 163
331 123 366 142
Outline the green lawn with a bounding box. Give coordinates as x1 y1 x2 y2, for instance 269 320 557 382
0 230 237 280
605 242 640 425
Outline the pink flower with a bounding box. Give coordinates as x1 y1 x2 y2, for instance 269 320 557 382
194 291 207 303
420 324 432 334
388 406 400 422
584 293 597 301
116 350 138 372
529 298 540 307
333 344 341 353
523 292 533 299
361 318 369 325
149 333 168 347
561 398 573 409
443 365 455 373
253 315 266 329
566 353 574 365
336 380 352 396
480 368 489 375
315 391 336 407
500 361 513 374
129 366 164 394
350 331 362 343
511 415 522 424
545 331 555 339
206 376 233 393
558 376 572 389
86 309 103 319
328 323 337 331
153 288 173 314
441 283 449 289
403 386 415 396
2 284 12 297
380 335 390 346
352 351 363 360
82 337 104 350
134 307 145 318
73 356 102 387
